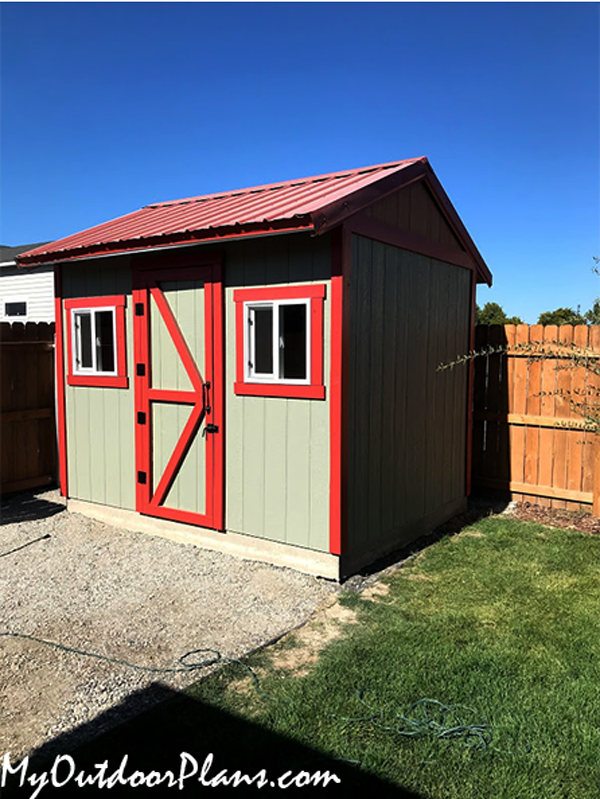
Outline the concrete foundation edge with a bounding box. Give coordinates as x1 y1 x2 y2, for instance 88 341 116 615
67 499 340 580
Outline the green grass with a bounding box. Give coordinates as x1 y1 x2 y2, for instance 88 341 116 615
17 516 598 798
185 516 600 798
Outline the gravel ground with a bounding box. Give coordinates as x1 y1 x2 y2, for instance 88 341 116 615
0 489 338 761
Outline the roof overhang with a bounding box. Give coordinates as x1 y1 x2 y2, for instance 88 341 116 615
16 219 315 268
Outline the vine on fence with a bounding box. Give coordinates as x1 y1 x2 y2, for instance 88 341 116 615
438 332 600 436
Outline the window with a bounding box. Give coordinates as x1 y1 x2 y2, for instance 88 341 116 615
65 296 128 387
234 285 326 399
5 301 27 317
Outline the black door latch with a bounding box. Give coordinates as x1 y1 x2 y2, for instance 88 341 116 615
202 423 219 436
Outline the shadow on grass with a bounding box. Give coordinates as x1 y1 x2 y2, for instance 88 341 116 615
0 491 63 526
3 684 424 797
342 493 511 587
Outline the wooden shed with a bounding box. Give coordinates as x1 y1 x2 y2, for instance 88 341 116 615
18 158 492 579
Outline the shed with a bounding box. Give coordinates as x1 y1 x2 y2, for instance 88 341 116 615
18 158 492 579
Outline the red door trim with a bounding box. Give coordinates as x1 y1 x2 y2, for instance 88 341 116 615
210 267 225 530
132 257 224 531
149 403 205 509
148 284 204 390
147 389 198 404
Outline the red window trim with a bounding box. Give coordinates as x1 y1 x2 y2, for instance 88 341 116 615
233 284 326 399
65 295 128 388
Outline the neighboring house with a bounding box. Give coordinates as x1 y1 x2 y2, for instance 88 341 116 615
0 242 53 322
18 157 493 579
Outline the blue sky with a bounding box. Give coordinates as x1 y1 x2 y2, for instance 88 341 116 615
1 2 598 323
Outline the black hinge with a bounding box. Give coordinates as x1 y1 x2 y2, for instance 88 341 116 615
136 363 146 377
202 423 219 436
137 411 146 425
137 471 147 484
135 303 145 316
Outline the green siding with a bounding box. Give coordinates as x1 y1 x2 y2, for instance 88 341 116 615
347 235 471 553
150 280 205 392
63 259 136 510
224 234 331 552
149 279 207 514
62 234 332 552
152 403 206 513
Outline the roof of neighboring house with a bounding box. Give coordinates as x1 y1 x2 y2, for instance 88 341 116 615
0 242 51 266
16 158 491 284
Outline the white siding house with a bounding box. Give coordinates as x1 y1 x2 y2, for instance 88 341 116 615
0 243 54 323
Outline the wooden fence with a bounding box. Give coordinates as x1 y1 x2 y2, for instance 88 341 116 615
471 324 600 511
1 321 57 494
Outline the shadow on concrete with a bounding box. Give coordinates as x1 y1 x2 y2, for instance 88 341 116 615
3 684 425 797
0 490 64 526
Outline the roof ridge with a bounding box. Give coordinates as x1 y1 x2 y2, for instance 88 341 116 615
146 157 427 210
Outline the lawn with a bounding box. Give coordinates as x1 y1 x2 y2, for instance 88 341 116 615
12 515 600 797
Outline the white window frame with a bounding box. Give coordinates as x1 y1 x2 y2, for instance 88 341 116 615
244 298 311 385
71 306 119 377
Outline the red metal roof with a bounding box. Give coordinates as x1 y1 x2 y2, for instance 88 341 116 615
18 158 427 265
16 157 491 285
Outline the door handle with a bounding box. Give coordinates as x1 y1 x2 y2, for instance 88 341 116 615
202 381 211 415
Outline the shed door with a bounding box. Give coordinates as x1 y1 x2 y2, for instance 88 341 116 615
132 264 223 530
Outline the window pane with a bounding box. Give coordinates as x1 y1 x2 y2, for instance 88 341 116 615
5 302 26 316
95 311 115 372
78 313 93 368
252 307 273 374
280 304 306 379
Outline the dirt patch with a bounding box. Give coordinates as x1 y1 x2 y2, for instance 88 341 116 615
361 582 391 600
457 530 485 538
268 598 358 677
508 502 600 534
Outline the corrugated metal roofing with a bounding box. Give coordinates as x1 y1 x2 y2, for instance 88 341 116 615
18 158 426 265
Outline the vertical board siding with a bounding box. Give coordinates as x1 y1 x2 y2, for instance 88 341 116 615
348 235 471 553
224 233 331 552
59 234 331 549
0 322 57 493
472 324 600 510
365 181 464 251
149 279 206 515
152 403 206 513
63 260 136 510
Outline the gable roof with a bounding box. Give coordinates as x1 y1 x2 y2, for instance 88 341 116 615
16 158 491 284
0 242 51 266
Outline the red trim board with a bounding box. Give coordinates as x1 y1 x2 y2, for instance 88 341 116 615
64 295 128 388
329 225 350 556
53 265 68 497
211 266 225 530
233 284 326 399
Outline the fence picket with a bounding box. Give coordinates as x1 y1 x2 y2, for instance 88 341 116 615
0 322 57 494
472 323 600 512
